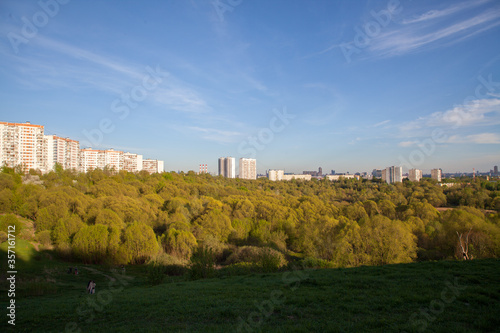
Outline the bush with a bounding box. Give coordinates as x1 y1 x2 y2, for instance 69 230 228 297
36 230 52 247
226 246 287 271
164 264 189 276
147 262 166 285
0 231 7 243
296 257 334 269
189 247 215 280
219 262 260 277
260 247 285 273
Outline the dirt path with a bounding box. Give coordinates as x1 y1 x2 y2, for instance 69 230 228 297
81 266 116 282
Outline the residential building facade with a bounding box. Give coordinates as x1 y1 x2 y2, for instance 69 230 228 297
0 121 45 173
408 168 423 182
268 169 284 181
143 159 164 174
239 158 256 180
431 168 442 182
385 166 402 184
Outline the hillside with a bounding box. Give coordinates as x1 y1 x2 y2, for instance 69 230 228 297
1 252 499 332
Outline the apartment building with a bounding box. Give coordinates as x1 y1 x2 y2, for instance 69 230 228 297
431 168 442 182
79 148 123 173
123 152 143 173
44 135 79 172
385 166 403 184
239 158 256 180
408 168 423 182
268 169 284 181
218 157 236 178
0 121 45 173
143 159 164 174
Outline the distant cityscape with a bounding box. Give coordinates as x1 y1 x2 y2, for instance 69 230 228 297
1 120 498 182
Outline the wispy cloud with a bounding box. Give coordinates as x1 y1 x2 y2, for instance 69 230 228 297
445 133 500 144
400 0 489 25
370 8 500 57
372 119 391 127
188 126 242 143
398 140 419 147
400 98 500 133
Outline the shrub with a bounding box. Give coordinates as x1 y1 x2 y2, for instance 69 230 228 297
0 231 7 243
297 257 334 269
220 262 260 277
164 264 189 276
36 230 52 247
147 262 166 285
226 246 287 272
189 247 215 280
260 247 285 273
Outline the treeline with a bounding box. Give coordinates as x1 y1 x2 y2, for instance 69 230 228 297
0 166 499 269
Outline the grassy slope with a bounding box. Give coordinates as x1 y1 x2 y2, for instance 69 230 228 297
0 251 499 333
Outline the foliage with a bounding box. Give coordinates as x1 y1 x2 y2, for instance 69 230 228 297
147 261 166 285
0 167 498 268
189 247 216 280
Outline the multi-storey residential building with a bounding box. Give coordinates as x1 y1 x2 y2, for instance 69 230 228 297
431 168 442 182
218 157 235 178
79 148 123 173
43 135 79 172
239 158 256 180
268 169 284 181
282 174 311 181
0 120 164 174
104 149 123 171
218 157 225 177
372 169 383 179
326 174 358 181
408 168 423 182
385 166 402 184
142 159 164 174
0 121 45 173
123 152 143 173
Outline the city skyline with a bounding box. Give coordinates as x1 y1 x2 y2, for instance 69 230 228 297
1 0 499 174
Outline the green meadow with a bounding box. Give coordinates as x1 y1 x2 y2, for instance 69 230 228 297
1 246 498 332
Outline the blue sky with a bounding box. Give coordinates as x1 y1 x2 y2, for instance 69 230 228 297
1 0 499 174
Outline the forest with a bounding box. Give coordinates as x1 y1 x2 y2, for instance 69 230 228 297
0 166 499 273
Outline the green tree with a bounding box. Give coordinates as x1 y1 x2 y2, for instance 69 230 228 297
123 222 159 264
72 224 109 263
161 227 197 260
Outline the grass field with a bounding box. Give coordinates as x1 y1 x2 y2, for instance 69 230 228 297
0 246 499 332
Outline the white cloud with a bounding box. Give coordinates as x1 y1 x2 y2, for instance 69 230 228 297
427 98 500 127
466 133 500 144
369 3 500 57
401 0 489 25
188 126 242 143
399 98 500 134
398 140 419 147
372 120 391 127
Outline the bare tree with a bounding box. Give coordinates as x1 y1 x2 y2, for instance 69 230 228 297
456 227 473 260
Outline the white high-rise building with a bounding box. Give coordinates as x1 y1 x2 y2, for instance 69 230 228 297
385 166 402 184
268 169 284 181
0 121 45 173
408 168 422 182
218 157 225 177
123 152 143 173
143 159 164 173
218 157 235 178
239 158 256 180
43 135 79 172
431 168 442 182
79 148 123 173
